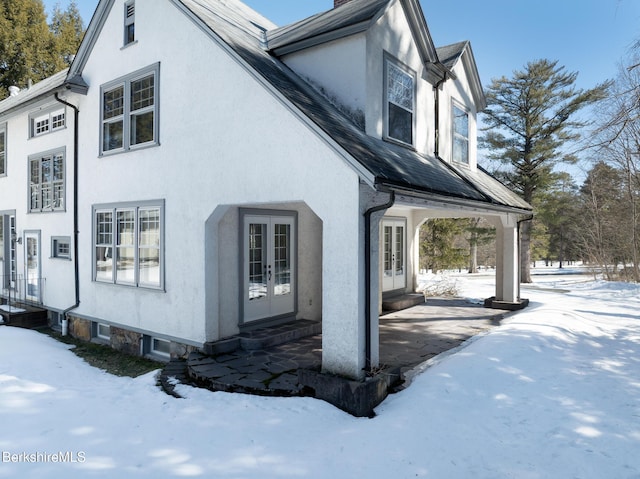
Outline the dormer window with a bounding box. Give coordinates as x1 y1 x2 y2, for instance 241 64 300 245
452 104 469 164
124 0 135 46
385 57 415 146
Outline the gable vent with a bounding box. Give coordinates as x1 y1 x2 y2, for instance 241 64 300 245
126 3 135 18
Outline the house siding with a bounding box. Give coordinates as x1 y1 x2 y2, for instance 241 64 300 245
0 96 77 313
73 0 363 351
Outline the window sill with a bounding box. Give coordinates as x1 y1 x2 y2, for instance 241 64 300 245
99 141 159 158
382 135 417 151
121 40 138 50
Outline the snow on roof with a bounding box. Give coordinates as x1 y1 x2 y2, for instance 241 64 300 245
0 68 69 116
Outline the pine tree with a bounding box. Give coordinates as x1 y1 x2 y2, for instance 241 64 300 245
420 219 468 272
0 0 84 98
50 1 84 65
482 59 610 282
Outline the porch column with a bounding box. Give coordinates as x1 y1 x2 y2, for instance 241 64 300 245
494 215 519 303
321 210 367 380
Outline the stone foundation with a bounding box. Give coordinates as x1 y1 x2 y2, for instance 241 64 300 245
68 316 91 341
110 326 143 356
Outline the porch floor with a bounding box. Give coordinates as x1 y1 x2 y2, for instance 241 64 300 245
163 298 508 399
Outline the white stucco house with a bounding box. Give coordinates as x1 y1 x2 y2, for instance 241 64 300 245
0 0 531 381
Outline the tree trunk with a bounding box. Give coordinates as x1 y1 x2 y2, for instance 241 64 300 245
469 238 478 274
520 219 533 283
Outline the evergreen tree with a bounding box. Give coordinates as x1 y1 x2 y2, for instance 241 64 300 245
50 1 84 65
535 172 580 267
482 59 610 282
0 0 84 98
465 218 495 273
420 219 468 272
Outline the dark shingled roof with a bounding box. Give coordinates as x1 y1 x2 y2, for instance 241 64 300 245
266 0 390 53
436 41 468 70
176 0 531 212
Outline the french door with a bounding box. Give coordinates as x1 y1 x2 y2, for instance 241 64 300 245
243 214 296 323
382 218 406 292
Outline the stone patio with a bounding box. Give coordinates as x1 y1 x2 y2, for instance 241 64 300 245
161 297 509 409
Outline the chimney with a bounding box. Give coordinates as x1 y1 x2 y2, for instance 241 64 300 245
334 0 352 7
8 86 20 97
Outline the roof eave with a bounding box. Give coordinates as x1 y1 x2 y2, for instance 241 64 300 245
270 20 370 56
67 0 114 81
65 74 89 95
378 181 533 216
400 0 439 66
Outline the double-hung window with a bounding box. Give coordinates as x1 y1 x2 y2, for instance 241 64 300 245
100 63 159 155
452 104 469 164
29 107 65 137
29 149 65 212
385 57 415 146
93 200 164 289
0 123 5 176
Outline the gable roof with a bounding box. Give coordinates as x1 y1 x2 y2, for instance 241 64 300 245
436 41 486 110
266 0 391 55
172 0 528 212
66 0 529 214
266 0 448 84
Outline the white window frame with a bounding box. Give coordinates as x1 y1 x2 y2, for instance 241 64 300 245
151 337 171 358
124 0 135 46
28 148 66 213
96 323 111 340
93 200 164 290
51 236 71 259
0 123 6 176
29 106 66 138
384 55 415 147
452 102 470 165
100 63 159 156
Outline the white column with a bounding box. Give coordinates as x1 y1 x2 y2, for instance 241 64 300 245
321 211 366 380
495 215 519 303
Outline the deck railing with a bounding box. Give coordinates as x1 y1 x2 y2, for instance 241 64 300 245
1 274 46 308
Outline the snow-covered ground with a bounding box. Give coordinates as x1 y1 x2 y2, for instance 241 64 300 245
1 266 640 478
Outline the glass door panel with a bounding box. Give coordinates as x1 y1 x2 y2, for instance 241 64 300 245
25 231 41 303
248 222 268 301
243 215 295 323
381 218 406 292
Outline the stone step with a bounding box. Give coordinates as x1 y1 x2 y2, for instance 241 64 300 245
239 319 321 351
202 319 322 355
382 293 425 312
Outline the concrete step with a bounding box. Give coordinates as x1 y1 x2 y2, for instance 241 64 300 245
382 293 425 312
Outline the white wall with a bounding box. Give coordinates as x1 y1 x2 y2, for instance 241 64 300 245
0 95 78 311
74 0 364 357
282 35 367 118
366 0 434 156
440 54 479 169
